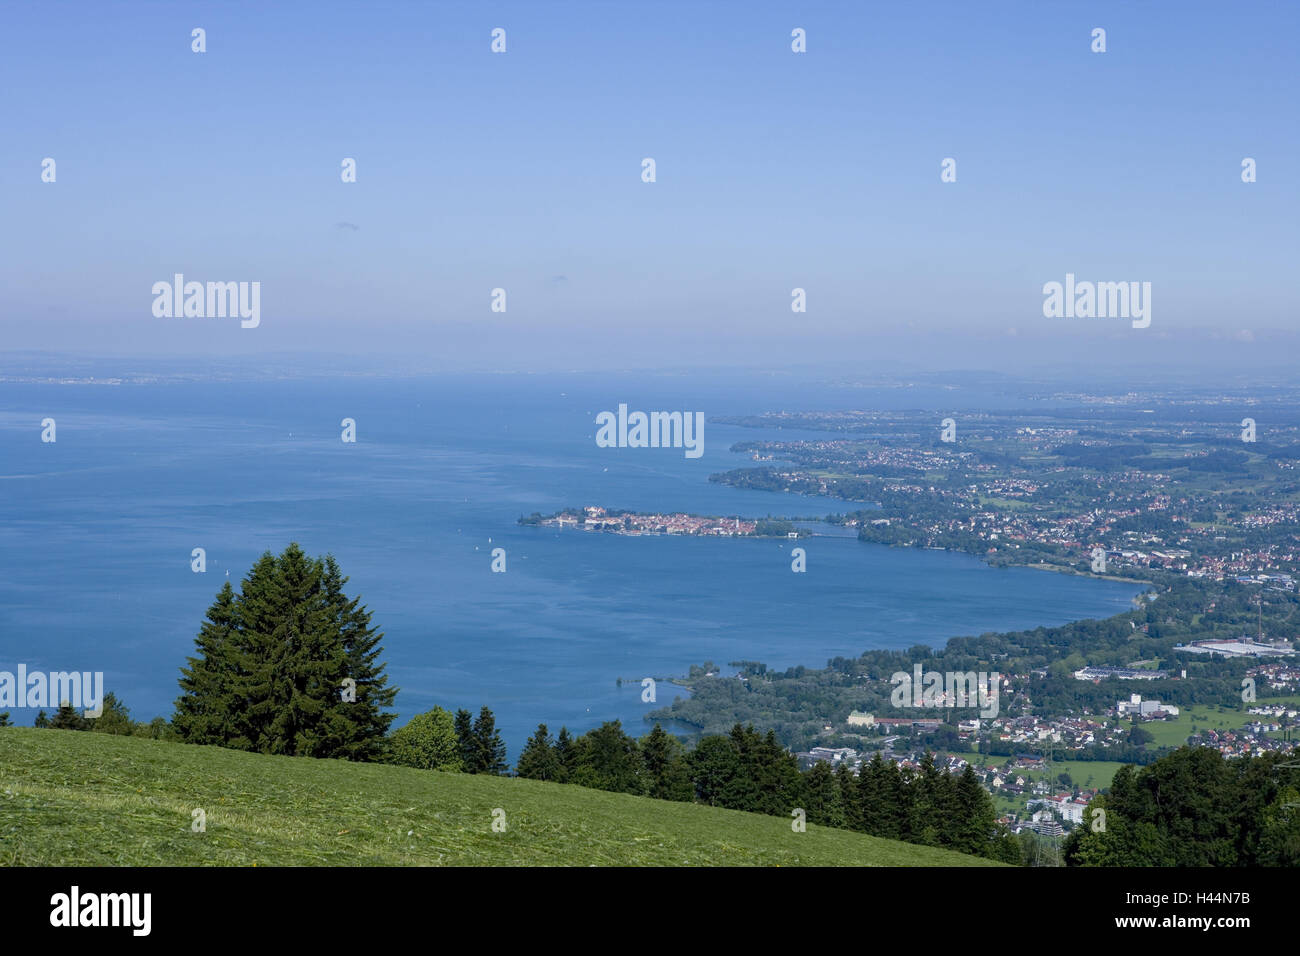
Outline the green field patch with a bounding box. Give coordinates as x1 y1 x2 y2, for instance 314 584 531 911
0 729 999 867
1141 705 1255 749
978 497 1034 510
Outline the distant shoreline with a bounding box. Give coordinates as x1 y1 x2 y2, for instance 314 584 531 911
519 507 813 539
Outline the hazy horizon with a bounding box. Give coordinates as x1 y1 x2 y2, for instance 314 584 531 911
4 324 1298 384
2 0 1295 372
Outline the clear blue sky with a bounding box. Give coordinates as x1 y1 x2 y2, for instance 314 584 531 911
1 0 1296 370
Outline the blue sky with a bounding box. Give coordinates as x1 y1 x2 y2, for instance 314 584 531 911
1 0 1296 370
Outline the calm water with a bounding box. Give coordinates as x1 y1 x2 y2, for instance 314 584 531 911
0 373 1140 758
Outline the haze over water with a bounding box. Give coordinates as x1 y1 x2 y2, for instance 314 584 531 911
0 372 1141 757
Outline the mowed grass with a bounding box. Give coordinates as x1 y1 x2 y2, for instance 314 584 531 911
0 729 999 867
1042 760 1130 791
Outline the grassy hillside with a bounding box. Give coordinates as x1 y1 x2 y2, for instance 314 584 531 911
0 728 999 866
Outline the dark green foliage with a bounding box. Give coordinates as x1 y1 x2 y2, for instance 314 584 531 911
570 720 644 794
860 754 909 841
1063 747 1300 867
321 556 399 760
32 691 173 739
640 724 694 801
551 724 1012 861
90 692 135 736
173 581 239 746
733 726 804 815
989 826 1025 864
689 733 741 806
516 723 562 781
954 764 997 856
554 726 577 783
804 761 845 828
454 708 476 770
686 724 804 816
910 752 944 846
172 543 397 760
836 762 862 831
1126 722 1153 747
50 703 88 730
472 707 508 775
1258 785 1300 866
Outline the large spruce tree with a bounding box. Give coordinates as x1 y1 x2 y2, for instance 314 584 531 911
472 706 508 775
173 543 397 759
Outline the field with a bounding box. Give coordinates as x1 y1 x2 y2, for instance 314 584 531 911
1141 703 1270 749
1042 760 1130 790
0 728 999 867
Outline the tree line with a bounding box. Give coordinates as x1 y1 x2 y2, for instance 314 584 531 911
511 719 1021 862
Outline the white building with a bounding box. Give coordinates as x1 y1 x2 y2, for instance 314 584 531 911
1117 694 1179 718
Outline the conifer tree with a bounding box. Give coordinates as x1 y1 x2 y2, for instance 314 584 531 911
859 752 888 836
836 762 862 831
454 708 478 772
321 556 397 760
718 724 762 811
689 733 741 806
174 580 239 745
756 728 804 815
954 763 997 856
912 751 943 845
253 544 340 756
50 703 87 730
472 706 507 775
571 721 643 794
553 726 577 783
804 761 845 828
172 543 397 759
933 762 963 848
893 763 917 843
640 724 692 801
516 723 561 780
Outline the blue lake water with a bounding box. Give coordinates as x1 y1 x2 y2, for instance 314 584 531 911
0 372 1140 758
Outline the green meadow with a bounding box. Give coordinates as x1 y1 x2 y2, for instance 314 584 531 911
0 728 999 867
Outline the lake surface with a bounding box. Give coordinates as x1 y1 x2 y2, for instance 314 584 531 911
0 372 1140 758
